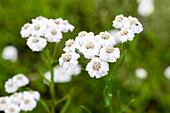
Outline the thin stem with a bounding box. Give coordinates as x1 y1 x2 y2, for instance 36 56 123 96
53 43 58 60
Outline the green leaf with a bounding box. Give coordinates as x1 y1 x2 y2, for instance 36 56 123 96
39 98 50 113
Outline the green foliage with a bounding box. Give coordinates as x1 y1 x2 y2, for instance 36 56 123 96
0 0 170 113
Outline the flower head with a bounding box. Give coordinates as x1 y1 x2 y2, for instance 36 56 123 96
20 96 37 111
2 46 18 62
0 97 11 111
45 28 63 42
4 104 20 113
5 79 18 93
112 14 128 28
12 74 29 87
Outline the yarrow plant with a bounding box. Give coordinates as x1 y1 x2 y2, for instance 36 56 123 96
0 74 40 113
1 14 143 113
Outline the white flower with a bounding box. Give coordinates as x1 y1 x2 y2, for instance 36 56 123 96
62 20 74 33
20 96 37 111
53 66 72 83
138 0 154 17
10 93 23 104
124 16 143 34
2 46 18 62
26 36 47 52
164 66 170 79
112 14 128 29
4 104 20 113
31 16 48 24
30 20 47 36
75 31 95 48
23 91 40 101
69 64 81 76
109 30 121 44
20 23 31 38
0 97 11 111
80 39 101 59
99 46 120 62
95 31 116 47
135 68 147 79
5 79 18 93
44 28 63 42
47 18 65 31
12 74 29 87
63 39 77 52
59 52 80 70
86 57 109 78
118 28 135 43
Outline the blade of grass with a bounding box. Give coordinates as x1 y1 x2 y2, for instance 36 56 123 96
81 105 92 113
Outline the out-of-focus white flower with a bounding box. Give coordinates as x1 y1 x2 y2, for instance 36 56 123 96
80 39 101 59
109 30 121 44
95 31 116 47
69 64 81 76
26 36 47 52
45 28 63 42
0 97 11 111
86 57 109 78
112 14 128 29
124 16 143 34
10 93 23 105
63 39 77 52
4 104 20 113
44 71 52 85
75 31 95 48
59 52 80 70
62 20 74 33
20 96 37 111
99 46 120 62
5 79 18 93
118 28 135 43
12 74 29 87
2 46 18 62
137 0 154 17
164 66 170 79
20 23 31 38
135 68 147 79
23 91 40 101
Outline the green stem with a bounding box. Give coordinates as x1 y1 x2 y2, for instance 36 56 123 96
53 43 58 60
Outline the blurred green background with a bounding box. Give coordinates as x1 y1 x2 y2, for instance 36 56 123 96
0 0 170 113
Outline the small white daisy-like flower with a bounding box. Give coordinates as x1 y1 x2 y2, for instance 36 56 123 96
20 23 31 38
4 104 20 113
138 0 154 17
99 46 120 62
10 92 23 105
26 36 47 52
109 30 121 44
0 97 11 111
20 96 37 111
31 16 48 24
135 68 147 79
5 79 18 93
124 16 143 34
12 74 29 87
118 28 135 43
164 66 170 79
75 31 95 48
95 31 116 47
47 18 65 31
59 52 80 70
80 39 101 59
62 20 74 33
112 14 128 29
63 39 77 52
30 20 47 36
44 28 63 42
2 46 18 62
23 91 40 101
86 57 109 78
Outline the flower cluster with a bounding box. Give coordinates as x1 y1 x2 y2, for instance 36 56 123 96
1 74 40 113
59 31 120 78
112 14 143 43
20 16 74 52
5 74 29 93
44 65 81 85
